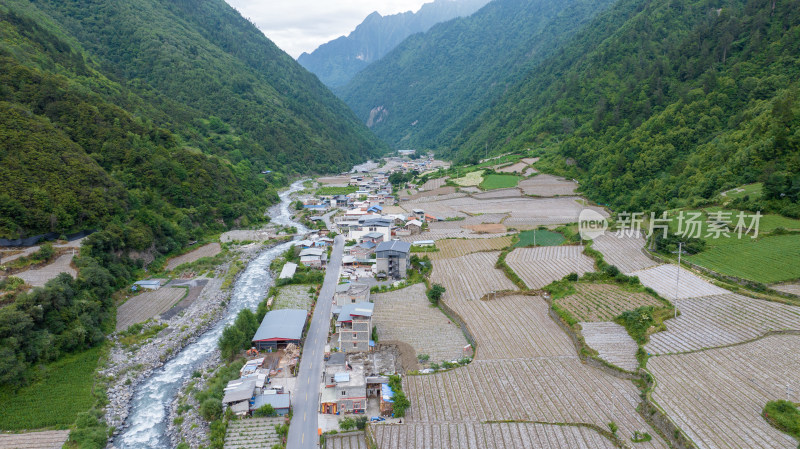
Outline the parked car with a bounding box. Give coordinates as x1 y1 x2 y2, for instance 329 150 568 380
370 416 385 422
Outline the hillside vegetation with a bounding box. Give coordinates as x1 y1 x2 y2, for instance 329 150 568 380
450 0 799 215
337 0 616 150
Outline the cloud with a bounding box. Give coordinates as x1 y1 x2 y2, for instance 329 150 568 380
225 0 431 58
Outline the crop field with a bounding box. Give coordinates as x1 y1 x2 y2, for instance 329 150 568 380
372 421 616 449
0 430 69 449
591 231 658 274
419 177 449 190
0 346 101 430
459 295 575 359
470 188 522 199
480 174 521 190
326 431 367 449
514 229 565 247
649 335 800 449
580 322 639 371
272 285 314 311
506 246 595 289
773 282 800 296
644 293 800 354
402 358 665 448
494 162 529 174
453 170 485 186
403 186 458 201
166 243 222 271
630 264 728 300
318 175 351 185
429 213 508 231
116 287 187 331
518 174 577 196
430 252 517 303
521 157 540 165
462 223 507 234
685 234 800 284
428 236 513 260
556 283 664 322
223 417 285 449
14 253 76 287
373 284 469 363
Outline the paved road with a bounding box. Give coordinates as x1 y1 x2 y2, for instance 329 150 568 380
287 235 344 449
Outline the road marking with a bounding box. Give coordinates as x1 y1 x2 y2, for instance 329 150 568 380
302 434 305 444
304 412 306 421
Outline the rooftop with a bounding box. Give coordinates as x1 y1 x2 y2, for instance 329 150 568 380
252 309 307 342
376 240 412 254
337 302 374 322
251 393 291 411
278 262 297 279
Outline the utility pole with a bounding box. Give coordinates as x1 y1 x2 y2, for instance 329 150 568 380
674 242 682 318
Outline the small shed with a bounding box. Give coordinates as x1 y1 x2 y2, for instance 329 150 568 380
251 393 291 416
252 309 307 351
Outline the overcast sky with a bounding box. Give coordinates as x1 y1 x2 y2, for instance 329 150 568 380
225 0 431 58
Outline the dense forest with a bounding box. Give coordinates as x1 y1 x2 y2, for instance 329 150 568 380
449 0 800 215
0 0 384 386
337 0 616 151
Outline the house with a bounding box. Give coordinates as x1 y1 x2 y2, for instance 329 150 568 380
337 302 374 353
375 240 412 279
424 214 438 223
412 209 425 220
405 219 423 235
313 237 334 247
334 283 370 308
360 232 384 245
278 262 297 279
250 393 291 416
251 309 307 351
320 357 367 415
366 376 390 399
348 241 376 258
367 205 383 213
299 247 326 267
349 217 393 242
222 378 257 417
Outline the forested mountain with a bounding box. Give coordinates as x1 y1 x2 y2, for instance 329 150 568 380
0 0 385 241
450 0 800 215
336 0 616 150
297 0 491 87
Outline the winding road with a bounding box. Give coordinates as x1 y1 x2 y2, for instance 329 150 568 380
287 235 344 449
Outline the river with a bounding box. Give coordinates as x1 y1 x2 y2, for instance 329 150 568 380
116 180 308 449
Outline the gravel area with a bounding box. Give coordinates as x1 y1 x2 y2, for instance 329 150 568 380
14 253 76 287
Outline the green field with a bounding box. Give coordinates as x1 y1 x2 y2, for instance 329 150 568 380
316 186 357 195
480 174 521 190
660 208 800 248
685 234 800 284
515 230 565 247
719 182 763 201
0 346 102 430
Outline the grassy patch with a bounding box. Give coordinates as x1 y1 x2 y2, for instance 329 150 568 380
685 234 800 284
0 346 102 430
763 400 800 444
719 182 763 201
316 186 357 196
479 173 521 190
514 229 565 247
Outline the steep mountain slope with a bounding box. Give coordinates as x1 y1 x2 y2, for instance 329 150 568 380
451 0 800 214
0 0 385 240
28 0 386 175
336 0 616 150
298 0 491 87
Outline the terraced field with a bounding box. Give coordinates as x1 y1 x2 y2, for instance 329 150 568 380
372 421 616 449
373 284 469 363
327 431 367 449
470 188 522 199
580 322 639 371
685 234 800 284
419 177 449 190
116 287 187 331
630 264 728 300
0 430 69 449
430 252 517 302
453 170 485 187
591 232 658 274
224 417 285 449
518 174 577 196
645 293 800 354
556 283 664 322
649 335 800 449
403 358 665 448
429 236 513 260
166 243 221 271
459 295 575 359
404 187 458 201
15 253 76 287
494 162 529 174
521 157 540 165
506 246 595 289
272 285 314 311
